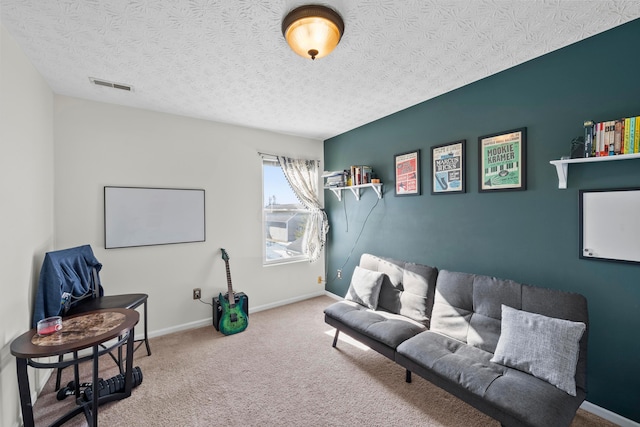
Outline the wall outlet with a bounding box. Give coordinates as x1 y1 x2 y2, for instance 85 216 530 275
337 269 342 279
193 288 201 300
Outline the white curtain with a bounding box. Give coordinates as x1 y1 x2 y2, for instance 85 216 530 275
277 156 328 263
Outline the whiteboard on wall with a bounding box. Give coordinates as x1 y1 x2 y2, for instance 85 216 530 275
580 188 640 264
104 186 205 249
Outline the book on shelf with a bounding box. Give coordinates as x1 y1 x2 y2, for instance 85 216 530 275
603 121 608 155
361 166 372 184
584 120 594 157
592 122 597 156
598 121 605 156
609 120 616 155
353 166 361 185
614 120 622 154
591 122 597 157
620 119 626 154
624 117 631 154
629 117 636 154
635 117 640 153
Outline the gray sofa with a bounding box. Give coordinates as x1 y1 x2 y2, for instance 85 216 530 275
324 254 589 427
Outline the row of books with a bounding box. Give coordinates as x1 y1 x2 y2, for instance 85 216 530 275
584 116 640 157
322 166 377 187
349 165 373 186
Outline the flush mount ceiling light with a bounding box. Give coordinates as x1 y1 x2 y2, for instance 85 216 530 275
282 5 344 60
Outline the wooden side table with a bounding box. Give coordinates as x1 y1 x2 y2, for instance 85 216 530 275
11 308 139 427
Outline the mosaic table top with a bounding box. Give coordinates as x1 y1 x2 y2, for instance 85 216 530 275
32 311 126 347
11 308 139 359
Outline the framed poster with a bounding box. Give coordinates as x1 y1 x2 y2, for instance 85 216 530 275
395 150 420 196
478 127 527 192
431 140 466 194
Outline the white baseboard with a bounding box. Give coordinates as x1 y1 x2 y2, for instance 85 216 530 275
36 367 53 393
581 401 639 427
146 290 326 339
251 290 326 313
324 290 342 301
146 317 212 339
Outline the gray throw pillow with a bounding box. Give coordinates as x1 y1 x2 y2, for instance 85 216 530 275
490 304 586 396
345 266 385 309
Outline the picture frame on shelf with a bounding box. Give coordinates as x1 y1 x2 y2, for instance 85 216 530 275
478 127 527 192
394 150 420 196
431 140 466 194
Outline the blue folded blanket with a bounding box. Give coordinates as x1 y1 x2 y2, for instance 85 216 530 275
33 245 103 327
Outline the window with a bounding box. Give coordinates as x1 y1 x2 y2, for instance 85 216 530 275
262 158 311 265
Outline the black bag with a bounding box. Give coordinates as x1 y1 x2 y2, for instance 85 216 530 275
213 292 248 331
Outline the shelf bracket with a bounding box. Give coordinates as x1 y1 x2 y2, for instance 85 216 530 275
371 185 383 199
328 188 342 201
348 187 361 200
550 161 568 189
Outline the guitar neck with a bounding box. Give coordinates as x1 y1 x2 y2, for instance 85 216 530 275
224 259 235 307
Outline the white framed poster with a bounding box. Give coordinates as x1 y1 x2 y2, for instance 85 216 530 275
395 150 420 196
431 140 465 194
478 128 526 192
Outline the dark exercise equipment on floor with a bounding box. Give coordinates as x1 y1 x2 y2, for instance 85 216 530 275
56 366 143 402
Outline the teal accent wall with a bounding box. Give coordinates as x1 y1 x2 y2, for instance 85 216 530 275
324 19 640 422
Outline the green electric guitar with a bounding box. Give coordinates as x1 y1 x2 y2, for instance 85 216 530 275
219 248 248 336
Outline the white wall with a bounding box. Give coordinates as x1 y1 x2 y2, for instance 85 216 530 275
54 96 326 336
0 25 55 427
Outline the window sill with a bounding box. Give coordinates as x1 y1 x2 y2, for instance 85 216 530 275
263 258 309 267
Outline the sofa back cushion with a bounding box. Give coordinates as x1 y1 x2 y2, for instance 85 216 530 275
358 254 438 327
430 269 589 391
345 266 385 309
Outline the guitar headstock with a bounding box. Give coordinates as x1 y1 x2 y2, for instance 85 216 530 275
221 248 229 261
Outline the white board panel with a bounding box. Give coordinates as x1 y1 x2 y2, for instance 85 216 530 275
580 188 640 264
105 186 205 249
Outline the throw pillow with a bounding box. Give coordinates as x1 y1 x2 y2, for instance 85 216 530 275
490 304 586 396
345 266 385 310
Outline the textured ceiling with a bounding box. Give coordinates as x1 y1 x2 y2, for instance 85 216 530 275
2 1 640 140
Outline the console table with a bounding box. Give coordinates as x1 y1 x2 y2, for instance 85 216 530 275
10 308 139 427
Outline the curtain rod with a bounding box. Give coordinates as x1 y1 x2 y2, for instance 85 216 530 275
257 151 321 163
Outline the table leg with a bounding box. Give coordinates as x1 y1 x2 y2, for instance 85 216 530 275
16 357 35 427
117 335 123 374
124 327 135 397
73 350 80 398
143 301 151 356
92 344 99 426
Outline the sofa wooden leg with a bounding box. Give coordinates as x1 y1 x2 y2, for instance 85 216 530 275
332 330 340 347
406 370 412 383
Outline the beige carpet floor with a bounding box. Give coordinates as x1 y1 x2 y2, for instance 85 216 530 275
32 296 615 426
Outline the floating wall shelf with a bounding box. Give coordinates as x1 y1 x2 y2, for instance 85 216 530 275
324 183 383 201
549 153 640 189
